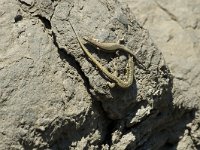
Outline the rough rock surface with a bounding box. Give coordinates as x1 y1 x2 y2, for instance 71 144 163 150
119 0 200 149
0 0 199 150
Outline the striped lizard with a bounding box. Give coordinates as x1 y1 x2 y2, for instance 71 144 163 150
83 37 147 70
69 21 134 88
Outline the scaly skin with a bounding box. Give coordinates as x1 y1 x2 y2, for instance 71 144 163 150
83 37 147 70
69 21 134 88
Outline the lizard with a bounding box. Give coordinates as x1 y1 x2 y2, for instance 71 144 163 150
83 36 147 70
69 21 134 88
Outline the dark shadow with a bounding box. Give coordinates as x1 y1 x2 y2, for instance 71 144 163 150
14 15 23 23
35 15 52 29
122 74 197 150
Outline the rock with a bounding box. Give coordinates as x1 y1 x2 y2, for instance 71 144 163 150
119 0 200 149
1 0 199 149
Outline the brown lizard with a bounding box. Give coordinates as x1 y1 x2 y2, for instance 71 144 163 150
83 37 147 70
69 21 134 88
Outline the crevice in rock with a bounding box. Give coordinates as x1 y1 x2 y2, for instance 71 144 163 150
51 21 114 150
18 0 32 6
35 15 52 29
101 120 117 147
154 0 178 22
51 31 91 92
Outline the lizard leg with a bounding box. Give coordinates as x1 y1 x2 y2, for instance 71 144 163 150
107 82 116 88
115 50 120 56
116 35 125 55
118 35 125 45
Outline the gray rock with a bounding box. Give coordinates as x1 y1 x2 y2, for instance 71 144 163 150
119 0 200 149
1 0 198 149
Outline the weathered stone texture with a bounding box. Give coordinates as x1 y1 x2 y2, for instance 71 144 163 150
0 0 199 149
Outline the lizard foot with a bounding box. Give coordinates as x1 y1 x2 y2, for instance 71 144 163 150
107 82 115 88
118 35 126 45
